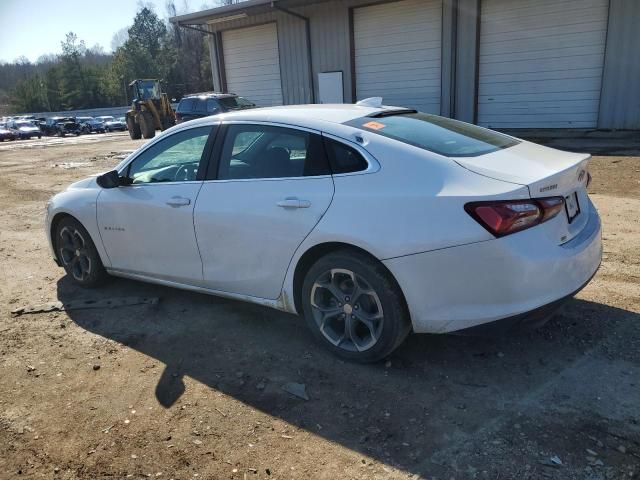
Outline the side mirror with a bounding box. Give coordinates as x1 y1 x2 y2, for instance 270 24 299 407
97 170 123 189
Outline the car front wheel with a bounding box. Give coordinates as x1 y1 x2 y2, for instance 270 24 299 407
55 217 107 287
301 250 411 363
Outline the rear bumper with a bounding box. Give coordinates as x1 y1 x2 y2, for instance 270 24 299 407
384 200 602 334
455 266 598 335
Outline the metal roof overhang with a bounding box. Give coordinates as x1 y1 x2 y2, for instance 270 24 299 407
169 0 328 26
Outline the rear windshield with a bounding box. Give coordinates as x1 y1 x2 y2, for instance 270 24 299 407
345 112 519 157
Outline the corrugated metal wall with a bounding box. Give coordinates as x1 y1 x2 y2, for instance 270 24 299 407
201 0 639 129
295 1 354 103
477 0 609 129
208 10 313 105
453 0 480 123
223 23 284 106
352 0 443 114
598 0 640 129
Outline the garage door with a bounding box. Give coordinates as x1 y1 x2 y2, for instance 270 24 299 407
478 0 609 128
354 0 442 114
223 23 283 107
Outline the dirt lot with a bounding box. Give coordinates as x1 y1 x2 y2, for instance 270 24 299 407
0 133 639 480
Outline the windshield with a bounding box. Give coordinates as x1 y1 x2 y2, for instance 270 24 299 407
15 121 33 128
345 112 519 157
219 96 255 110
137 81 160 100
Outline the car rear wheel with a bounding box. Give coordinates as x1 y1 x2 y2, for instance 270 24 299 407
301 250 411 363
55 217 107 288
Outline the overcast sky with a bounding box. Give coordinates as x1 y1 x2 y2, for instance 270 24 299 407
0 0 216 63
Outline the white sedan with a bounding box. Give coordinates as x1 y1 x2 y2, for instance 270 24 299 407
46 100 602 362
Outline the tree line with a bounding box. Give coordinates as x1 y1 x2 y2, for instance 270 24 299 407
0 5 214 114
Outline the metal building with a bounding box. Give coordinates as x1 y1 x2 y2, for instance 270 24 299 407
170 0 640 130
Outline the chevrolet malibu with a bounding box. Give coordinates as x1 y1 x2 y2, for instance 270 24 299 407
45 100 602 362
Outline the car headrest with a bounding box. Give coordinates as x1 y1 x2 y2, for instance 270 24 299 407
261 147 291 178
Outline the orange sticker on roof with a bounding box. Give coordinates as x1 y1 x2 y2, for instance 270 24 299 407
363 121 386 130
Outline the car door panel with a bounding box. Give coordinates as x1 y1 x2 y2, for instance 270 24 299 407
96 125 214 285
194 177 334 299
193 123 335 300
97 183 204 284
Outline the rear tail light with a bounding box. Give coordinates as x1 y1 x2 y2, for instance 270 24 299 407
537 196 565 222
465 196 565 237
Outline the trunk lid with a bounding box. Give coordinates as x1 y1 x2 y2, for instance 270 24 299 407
454 141 592 244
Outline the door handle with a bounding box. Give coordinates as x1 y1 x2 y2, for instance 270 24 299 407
277 197 311 209
166 196 191 208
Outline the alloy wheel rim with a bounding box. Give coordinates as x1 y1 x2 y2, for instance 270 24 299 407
310 268 384 352
59 226 92 282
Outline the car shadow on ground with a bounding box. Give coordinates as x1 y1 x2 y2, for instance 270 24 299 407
57 275 640 476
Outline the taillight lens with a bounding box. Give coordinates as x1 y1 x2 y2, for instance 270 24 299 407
537 196 565 222
465 196 565 237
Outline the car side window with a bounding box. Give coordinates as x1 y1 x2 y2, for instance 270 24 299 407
217 124 330 180
206 98 220 114
125 126 212 184
323 138 369 174
178 98 195 113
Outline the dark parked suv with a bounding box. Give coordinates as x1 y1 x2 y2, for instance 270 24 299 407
42 117 81 137
175 93 255 124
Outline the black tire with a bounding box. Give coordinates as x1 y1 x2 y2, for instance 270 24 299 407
161 116 174 131
127 117 142 140
139 111 155 139
301 249 411 363
55 217 108 288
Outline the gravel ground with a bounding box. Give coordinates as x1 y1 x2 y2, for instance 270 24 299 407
0 133 638 480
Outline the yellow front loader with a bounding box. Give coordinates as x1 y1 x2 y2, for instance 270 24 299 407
125 79 175 140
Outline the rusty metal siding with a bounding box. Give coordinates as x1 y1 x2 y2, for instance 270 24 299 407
598 0 640 129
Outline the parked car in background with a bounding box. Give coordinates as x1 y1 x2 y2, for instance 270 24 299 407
78 117 106 134
42 117 81 137
34 117 47 132
175 93 256 124
0 123 17 141
45 100 602 362
118 117 128 131
9 120 42 139
105 117 127 132
76 117 93 134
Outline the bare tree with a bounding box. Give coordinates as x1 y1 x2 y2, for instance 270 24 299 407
111 28 130 51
